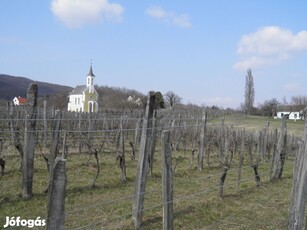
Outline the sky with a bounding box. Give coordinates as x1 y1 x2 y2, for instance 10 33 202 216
1 0 307 108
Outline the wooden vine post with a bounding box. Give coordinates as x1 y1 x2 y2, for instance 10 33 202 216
43 99 47 148
287 117 307 229
116 116 126 182
198 110 207 171
237 128 245 192
22 83 38 199
161 130 173 230
47 157 67 230
49 111 62 174
132 91 155 229
272 116 287 180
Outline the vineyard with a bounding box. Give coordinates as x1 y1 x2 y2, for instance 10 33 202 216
1 88 307 229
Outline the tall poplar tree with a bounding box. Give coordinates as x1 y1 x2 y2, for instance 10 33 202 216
244 68 255 115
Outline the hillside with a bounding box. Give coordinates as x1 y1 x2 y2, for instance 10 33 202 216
0 74 72 100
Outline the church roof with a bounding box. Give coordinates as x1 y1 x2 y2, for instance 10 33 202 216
88 64 95 77
69 85 87 95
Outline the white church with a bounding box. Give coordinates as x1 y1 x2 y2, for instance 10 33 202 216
67 64 99 113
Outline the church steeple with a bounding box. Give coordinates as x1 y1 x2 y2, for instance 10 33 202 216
88 63 95 77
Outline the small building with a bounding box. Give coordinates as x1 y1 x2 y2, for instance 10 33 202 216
67 64 99 113
275 111 302 120
13 96 28 106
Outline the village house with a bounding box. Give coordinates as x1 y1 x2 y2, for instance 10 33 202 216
12 96 28 106
67 64 99 113
274 111 302 120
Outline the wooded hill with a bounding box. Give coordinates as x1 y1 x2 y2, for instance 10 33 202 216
0 74 72 100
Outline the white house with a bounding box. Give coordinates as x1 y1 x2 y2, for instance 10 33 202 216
13 96 28 106
67 65 99 113
127 95 142 106
275 111 302 120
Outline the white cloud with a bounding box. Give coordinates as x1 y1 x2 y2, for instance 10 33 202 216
234 26 307 70
146 6 191 29
51 0 124 28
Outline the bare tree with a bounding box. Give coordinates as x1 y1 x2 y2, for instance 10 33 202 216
244 68 255 115
258 98 279 117
290 96 307 112
164 91 182 108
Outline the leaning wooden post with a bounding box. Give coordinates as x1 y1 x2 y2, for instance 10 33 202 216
132 91 155 229
161 130 174 230
22 83 38 200
47 156 67 230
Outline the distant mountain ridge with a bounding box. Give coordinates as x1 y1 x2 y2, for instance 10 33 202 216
0 74 73 100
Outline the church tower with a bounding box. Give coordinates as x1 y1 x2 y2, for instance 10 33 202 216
86 64 95 93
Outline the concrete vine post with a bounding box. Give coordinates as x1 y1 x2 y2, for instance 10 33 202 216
22 83 38 200
132 91 155 229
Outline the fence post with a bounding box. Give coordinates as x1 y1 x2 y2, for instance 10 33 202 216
43 100 47 149
49 111 62 173
134 118 141 155
116 116 126 182
161 130 174 230
287 118 307 229
132 91 155 229
198 110 207 171
270 128 278 181
78 112 82 154
237 129 245 192
149 110 157 176
22 83 38 199
272 116 287 180
47 157 67 230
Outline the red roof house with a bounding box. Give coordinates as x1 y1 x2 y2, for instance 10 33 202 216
13 96 28 106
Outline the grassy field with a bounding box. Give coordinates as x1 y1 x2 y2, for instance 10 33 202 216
210 114 304 136
0 114 304 229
